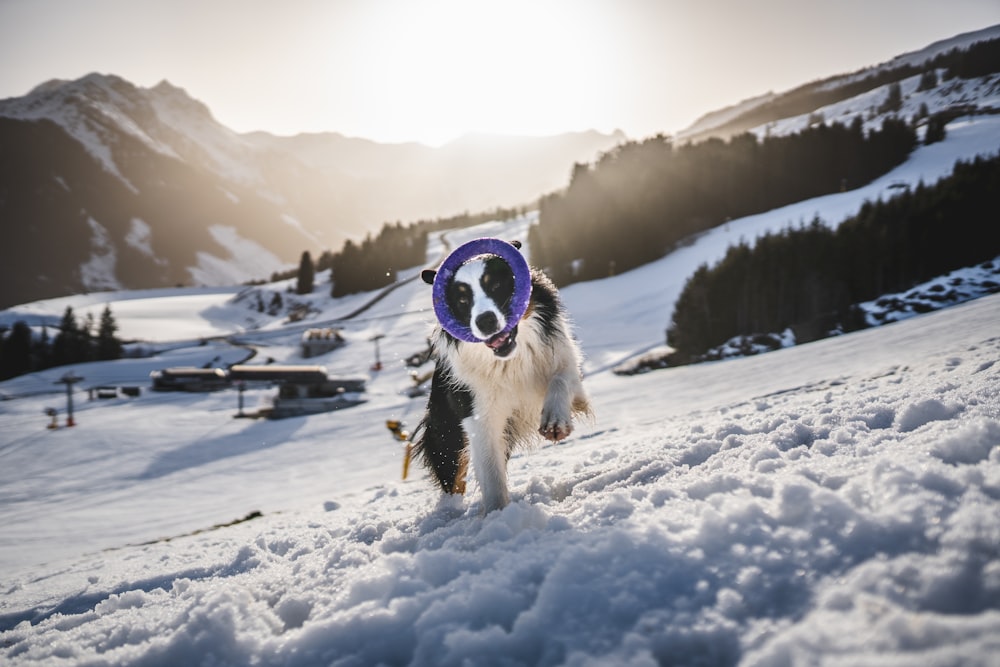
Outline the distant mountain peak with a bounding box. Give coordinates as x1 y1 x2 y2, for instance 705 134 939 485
0 72 628 308
152 78 183 92
148 79 216 123
26 78 71 96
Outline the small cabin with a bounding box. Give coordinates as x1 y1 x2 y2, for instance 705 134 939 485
150 367 230 392
301 328 346 358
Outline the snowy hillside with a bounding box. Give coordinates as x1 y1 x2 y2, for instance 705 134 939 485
821 23 1000 91
751 70 1000 140
2 105 1000 664
2 293 999 666
675 23 1000 143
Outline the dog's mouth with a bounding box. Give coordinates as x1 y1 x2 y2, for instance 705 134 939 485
485 325 518 358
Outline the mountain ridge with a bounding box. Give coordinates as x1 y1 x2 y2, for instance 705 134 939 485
676 22 1000 143
0 76 622 308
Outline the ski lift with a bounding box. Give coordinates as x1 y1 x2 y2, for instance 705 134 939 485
371 334 386 371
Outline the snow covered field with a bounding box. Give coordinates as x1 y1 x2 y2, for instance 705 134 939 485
1 114 999 665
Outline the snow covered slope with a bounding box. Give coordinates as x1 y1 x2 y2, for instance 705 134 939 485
0 248 998 666
2 108 1000 662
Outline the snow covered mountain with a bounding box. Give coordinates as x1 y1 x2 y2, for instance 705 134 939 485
0 74 623 309
677 23 1000 143
0 74 335 308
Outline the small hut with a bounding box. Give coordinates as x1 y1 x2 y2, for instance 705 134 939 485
301 328 346 358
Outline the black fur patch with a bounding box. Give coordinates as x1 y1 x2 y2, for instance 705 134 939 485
480 257 515 310
526 268 562 343
411 362 473 493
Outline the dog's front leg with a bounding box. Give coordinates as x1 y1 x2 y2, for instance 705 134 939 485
464 415 510 513
540 369 585 442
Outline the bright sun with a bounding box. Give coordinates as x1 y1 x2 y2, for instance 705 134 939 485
331 0 623 144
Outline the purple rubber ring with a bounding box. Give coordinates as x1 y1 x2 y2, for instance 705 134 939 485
431 238 532 342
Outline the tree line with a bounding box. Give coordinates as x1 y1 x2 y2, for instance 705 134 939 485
0 305 124 380
529 116 918 286
275 206 527 298
328 221 428 297
666 152 1000 363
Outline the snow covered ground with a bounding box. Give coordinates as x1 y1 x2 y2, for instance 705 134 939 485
1 115 999 665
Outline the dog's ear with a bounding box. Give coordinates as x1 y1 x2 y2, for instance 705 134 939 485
421 269 436 285
510 240 522 250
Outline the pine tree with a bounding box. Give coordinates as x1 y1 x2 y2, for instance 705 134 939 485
0 321 33 380
296 251 315 295
917 69 938 92
52 306 82 367
879 82 903 114
925 114 947 145
96 305 123 361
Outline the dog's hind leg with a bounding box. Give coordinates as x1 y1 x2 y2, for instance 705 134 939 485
413 364 472 494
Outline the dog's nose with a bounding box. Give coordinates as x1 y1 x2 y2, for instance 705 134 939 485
475 312 499 336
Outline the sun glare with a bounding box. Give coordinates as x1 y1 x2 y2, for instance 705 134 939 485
336 0 622 144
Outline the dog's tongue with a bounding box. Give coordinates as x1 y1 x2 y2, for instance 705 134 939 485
485 331 510 350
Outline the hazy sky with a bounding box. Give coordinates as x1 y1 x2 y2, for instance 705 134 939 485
1 0 998 145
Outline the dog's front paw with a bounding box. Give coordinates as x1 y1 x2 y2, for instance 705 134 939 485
539 410 573 442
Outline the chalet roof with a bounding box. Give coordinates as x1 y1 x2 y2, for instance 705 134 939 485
154 367 227 377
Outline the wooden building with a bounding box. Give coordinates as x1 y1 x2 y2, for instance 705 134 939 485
150 367 230 392
229 365 366 418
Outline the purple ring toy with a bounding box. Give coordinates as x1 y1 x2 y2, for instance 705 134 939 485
431 238 532 342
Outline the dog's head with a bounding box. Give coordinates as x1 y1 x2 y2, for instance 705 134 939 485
422 239 527 359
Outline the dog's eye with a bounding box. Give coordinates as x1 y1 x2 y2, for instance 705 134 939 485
483 272 512 299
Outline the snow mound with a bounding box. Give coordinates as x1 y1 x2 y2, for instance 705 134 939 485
2 295 998 666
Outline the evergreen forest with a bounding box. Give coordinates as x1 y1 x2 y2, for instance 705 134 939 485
0 305 124 381
529 117 918 286
273 207 525 298
666 152 1000 363
328 207 527 297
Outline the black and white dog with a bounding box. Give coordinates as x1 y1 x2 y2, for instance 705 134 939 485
414 240 591 513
